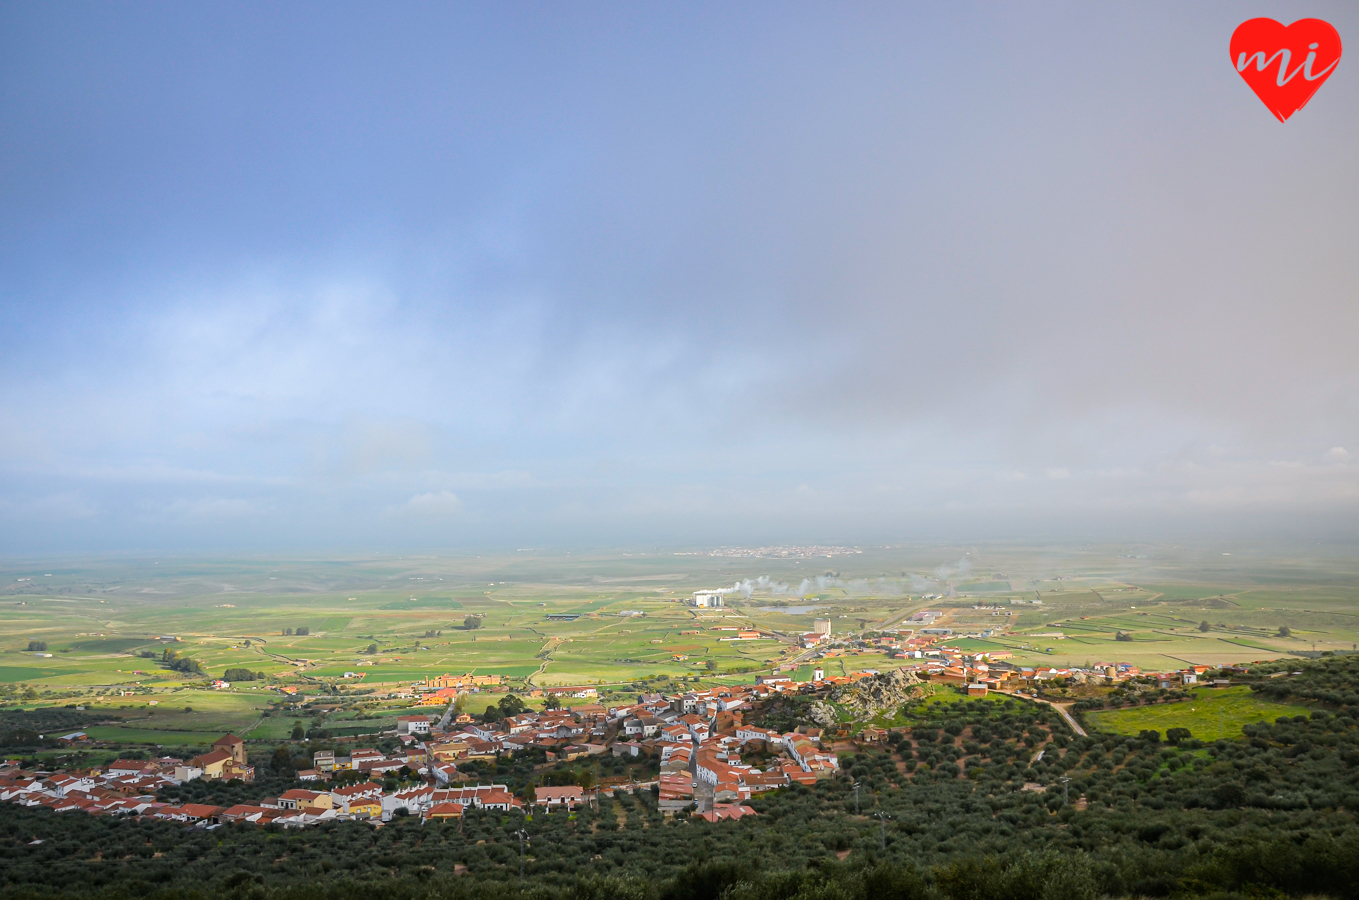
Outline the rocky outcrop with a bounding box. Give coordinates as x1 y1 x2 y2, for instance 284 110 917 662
808 700 839 729
830 669 930 721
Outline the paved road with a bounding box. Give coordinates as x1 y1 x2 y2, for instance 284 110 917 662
999 690 1087 737
437 699 458 731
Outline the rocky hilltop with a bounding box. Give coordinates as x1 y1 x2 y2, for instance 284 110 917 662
809 668 932 726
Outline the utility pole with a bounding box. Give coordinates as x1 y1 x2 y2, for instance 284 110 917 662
1060 776 1071 806
853 781 860 815
516 829 529 881
875 811 890 850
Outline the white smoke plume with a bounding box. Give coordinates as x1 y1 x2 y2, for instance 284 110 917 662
735 576 794 598
932 558 972 581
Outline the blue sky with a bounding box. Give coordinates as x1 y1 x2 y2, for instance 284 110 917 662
2 2 1358 551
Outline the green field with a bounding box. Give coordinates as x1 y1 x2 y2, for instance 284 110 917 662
0 665 69 682
244 716 304 740
3 544 1359 746
1085 686 1313 740
82 726 226 746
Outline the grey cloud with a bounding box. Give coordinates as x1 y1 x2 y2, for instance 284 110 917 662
390 490 464 519
2 3 1358 551
146 497 262 521
0 492 99 522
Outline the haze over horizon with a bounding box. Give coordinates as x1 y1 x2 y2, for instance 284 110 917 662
3 2 1359 552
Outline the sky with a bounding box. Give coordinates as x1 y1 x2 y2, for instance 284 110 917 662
2 2 1358 552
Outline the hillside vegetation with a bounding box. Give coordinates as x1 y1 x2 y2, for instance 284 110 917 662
5 654 1359 899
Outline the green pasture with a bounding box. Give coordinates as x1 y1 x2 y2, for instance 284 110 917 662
244 717 303 740
1085 686 1312 740
1138 585 1244 602
865 689 1005 728
0 665 68 682
377 597 465 610
5 545 1359 742
65 637 156 654
957 581 1010 593
89 696 264 728
946 638 1011 653
909 690 1005 718
1216 636 1290 653
83 726 224 746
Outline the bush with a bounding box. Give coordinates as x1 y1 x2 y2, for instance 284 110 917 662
661 861 751 900
222 668 264 682
158 648 203 675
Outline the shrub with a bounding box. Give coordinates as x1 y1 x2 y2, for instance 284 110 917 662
222 668 264 682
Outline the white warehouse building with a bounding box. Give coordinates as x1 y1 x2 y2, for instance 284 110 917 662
690 589 732 608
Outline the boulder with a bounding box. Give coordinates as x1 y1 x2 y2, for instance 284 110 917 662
829 669 931 721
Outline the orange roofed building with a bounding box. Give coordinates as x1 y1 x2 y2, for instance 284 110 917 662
699 803 758 823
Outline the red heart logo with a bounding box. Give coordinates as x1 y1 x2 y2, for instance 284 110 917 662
1231 18 1342 121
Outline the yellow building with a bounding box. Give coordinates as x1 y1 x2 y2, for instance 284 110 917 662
344 798 381 819
189 749 232 779
278 789 332 811
428 741 470 761
212 734 247 765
